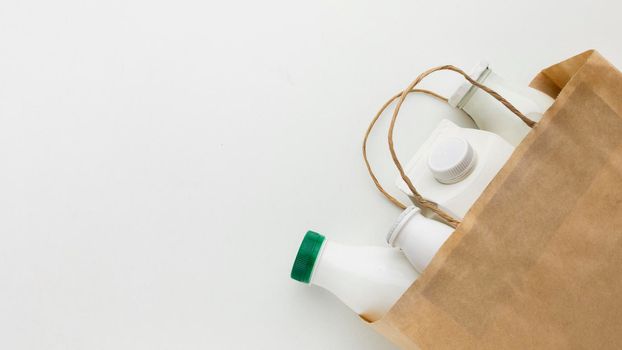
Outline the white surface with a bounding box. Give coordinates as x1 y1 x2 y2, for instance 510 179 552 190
0 0 620 349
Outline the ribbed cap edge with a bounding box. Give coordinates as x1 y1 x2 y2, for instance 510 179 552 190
290 231 325 283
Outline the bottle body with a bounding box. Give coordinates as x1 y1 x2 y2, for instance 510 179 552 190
449 62 554 146
396 119 514 219
387 206 454 273
291 231 418 322
312 240 417 321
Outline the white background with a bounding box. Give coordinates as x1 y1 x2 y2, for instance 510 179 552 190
0 0 620 349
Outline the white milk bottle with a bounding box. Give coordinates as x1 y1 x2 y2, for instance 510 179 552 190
396 119 513 219
290 231 418 322
387 206 454 273
449 61 554 146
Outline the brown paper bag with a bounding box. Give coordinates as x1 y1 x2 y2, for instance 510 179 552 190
370 50 622 349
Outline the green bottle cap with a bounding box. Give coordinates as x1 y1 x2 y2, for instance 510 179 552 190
290 231 326 284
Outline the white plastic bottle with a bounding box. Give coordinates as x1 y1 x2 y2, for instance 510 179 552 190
449 61 554 146
396 119 513 219
291 231 418 322
387 206 454 273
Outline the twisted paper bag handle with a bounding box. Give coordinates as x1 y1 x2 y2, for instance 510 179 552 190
363 65 537 228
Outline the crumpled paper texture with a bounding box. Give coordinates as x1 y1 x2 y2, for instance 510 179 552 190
370 50 622 350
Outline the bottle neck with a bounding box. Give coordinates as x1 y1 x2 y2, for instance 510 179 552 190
309 240 337 288
390 211 454 273
454 66 492 109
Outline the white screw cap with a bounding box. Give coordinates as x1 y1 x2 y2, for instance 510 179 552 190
427 136 476 184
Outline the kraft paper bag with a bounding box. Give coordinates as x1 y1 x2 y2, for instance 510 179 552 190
370 50 622 349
